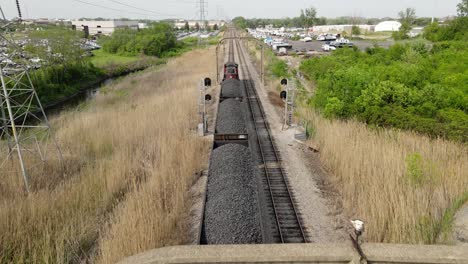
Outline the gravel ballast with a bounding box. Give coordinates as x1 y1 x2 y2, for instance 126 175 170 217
204 144 262 244
215 98 246 134
221 79 242 98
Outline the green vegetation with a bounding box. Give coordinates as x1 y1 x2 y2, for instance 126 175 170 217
299 7 317 28
233 16 437 29
424 17 468 42
458 0 468 17
438 191 468 242
264 48 289 79
21 23 217 107
90 49 141 68
24 28 104 105
351 25 361 36
100 23 178 57
300 38 467 141
392 8 417 40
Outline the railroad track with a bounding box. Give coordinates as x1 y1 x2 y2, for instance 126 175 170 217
232 35 307 243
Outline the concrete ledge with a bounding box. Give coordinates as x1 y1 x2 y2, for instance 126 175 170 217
119 243 468 264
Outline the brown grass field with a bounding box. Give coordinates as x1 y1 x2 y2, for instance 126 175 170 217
299 108 468 244
0 47 215 263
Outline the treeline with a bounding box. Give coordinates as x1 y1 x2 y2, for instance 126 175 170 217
300 40 467 141
424 17 468 41
101 23 179 57
232 16 434 29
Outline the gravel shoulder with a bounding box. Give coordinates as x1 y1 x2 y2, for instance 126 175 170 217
453 203 468 245
237 41 348 243
187 46 224 244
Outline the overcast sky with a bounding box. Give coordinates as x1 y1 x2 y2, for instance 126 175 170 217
0 0 461 20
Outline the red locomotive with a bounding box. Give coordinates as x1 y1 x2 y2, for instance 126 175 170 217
223 62 239 80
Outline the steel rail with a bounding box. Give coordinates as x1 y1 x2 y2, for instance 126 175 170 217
233 35 307 243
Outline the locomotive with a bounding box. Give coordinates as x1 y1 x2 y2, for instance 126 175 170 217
223 61 239 80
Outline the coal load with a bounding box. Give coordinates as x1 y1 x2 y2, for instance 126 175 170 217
221 79 242 98
204 144 262 244
216 99 246 134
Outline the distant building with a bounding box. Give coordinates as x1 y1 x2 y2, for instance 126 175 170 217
312 24 375 34
375 21 401 32
409 27 425 37
22 18 71 26
138 23 148 29
71 20 140 36
174 20 225 30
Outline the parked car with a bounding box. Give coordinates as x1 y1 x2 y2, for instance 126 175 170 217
325 34 337 41
316 34 326 41
322 44 336 52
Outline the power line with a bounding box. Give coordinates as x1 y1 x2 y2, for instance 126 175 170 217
105 0 181 17
71 0 179 18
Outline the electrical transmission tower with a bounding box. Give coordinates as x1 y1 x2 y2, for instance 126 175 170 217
197 0 208 46
0 2 62 193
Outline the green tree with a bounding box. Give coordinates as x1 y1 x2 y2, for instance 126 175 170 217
300 7 317 28
458 0 468 16
213 24 218 30
232 17 248 29
184 21 189 31
195 22 200 31
393 22 411 40
101 22 177 57
352 25 361 36
399 7 417 25
394 8 416 40
316 17 327 25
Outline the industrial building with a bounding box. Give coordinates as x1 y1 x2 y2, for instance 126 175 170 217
174 20 225 30
312 24 375 34
375 21 402 32
71 20 142 36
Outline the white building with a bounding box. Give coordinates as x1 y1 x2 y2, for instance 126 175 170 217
375 21 402 32
312 24 375 34
71 20 140 36
174 20 225 30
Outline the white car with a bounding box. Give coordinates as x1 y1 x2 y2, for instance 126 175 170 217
301 37 312 42
322 44 336 52
316 35 326 41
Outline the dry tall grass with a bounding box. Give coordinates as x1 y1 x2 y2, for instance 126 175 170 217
300 108 468 244
0 47 214 263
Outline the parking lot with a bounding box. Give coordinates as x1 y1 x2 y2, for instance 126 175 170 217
288 39 395 52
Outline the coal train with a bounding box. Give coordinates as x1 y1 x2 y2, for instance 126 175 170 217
202 59 262 245
223 61 239 81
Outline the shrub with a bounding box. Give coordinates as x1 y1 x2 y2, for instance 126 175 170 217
299 40 468 142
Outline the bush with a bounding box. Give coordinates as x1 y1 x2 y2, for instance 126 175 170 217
268 59 289 78
423 17 468 42
300 40 468 142
30 62 104 105
101 23 178 57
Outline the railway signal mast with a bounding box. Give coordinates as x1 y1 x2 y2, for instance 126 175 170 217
0 1 62 193
280 79 296 130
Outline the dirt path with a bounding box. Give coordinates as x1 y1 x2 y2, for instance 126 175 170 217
238 41 348 243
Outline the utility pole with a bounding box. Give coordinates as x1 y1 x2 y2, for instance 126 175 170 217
0 3 63 193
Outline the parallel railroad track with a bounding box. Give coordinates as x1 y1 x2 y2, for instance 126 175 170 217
232 36 307 243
